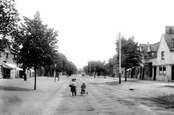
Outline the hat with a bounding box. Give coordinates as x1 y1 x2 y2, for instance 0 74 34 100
72 78 76 81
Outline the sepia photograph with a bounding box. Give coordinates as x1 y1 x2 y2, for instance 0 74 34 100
1 0 174 114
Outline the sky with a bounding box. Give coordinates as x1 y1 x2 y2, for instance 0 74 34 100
15 0 174 69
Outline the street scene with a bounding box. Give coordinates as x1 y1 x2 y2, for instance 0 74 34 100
1 0 174 115
1 75 174 115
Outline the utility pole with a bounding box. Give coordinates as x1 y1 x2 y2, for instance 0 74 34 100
116 32 123 84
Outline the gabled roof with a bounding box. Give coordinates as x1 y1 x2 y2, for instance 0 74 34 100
139 42 159 52
163 34 174 51
139 42 159 59
150 42 160 51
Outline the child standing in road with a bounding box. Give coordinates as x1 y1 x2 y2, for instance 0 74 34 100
69 78 77 96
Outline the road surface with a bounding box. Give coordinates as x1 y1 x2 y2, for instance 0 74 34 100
0 75 174 115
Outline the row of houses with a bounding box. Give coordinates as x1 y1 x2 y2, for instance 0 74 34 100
112 26 174 82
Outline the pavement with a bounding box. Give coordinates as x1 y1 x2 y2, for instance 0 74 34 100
85 75 174 98
91 75 174 87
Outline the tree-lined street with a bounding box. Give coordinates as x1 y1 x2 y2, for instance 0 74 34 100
2 0 174 115
1 75 174 115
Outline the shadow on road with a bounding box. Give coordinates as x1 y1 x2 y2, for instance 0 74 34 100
0 86 32 91
136 94 174 109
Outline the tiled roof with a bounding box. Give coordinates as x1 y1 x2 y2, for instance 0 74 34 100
163 34 174 51
139 43 148 52
150 42 160 51
139 42 159 52
139 42 159 59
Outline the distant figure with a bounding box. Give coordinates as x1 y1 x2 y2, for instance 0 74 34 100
69 78 77 96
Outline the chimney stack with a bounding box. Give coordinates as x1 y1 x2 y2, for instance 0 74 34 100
165 26 174 34
165 26 171 34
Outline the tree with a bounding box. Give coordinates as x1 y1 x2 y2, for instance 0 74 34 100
65 61 77 76
0 0 20 52
16 11 58 90
44 52 77 78
116 36 142 81
84 60 106 77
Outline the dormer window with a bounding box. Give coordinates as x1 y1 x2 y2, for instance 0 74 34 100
161 51 164 60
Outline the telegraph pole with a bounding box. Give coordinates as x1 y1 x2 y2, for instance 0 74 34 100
116 32 123 84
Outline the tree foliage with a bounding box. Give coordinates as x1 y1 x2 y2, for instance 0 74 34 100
16 11 58 68
15 11 58 90
116 36 142 68
44 52 77 76
0 0 19 51
83 60 106 76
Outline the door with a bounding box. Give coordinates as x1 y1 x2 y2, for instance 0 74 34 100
172 65 174 80
3 68 10 79
153 67 156 80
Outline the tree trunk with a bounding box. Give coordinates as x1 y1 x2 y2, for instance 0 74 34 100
125 68 127 81
34 66 37 90
54 69 56 82
57 72 60 81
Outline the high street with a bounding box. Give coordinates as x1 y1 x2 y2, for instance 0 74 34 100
0 75 174 115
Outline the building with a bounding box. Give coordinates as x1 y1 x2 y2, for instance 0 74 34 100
0 43 22 79
139 42 159 80
156 33 174 81
140 26 174 82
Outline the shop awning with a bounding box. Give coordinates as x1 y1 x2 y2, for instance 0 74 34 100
3 63 23 70
30 69 35 72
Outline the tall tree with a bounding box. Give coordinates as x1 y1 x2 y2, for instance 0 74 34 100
16 11 58 90
85 60 106 77
0 0 20 52
116 36 142 81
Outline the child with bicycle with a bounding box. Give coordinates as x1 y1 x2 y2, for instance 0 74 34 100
80 81 87 95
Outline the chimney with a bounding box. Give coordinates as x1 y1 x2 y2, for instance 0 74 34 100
165 26 171 34
147 42 151 52
171 26 174 34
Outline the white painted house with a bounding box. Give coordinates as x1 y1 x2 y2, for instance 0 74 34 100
156 34 174 81
140 26 174 82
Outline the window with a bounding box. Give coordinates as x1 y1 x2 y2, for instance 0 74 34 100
159 66 162 74
163 66 166 75
159 66 166 75
161 51 164 60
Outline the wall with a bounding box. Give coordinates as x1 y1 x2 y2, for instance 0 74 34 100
169 52 174 64
156 35 170 65
156 65 171 82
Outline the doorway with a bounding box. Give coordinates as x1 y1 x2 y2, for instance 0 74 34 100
172 65 174 80
153 67 156 80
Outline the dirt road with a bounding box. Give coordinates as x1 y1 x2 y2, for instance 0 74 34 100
1 75 174 115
